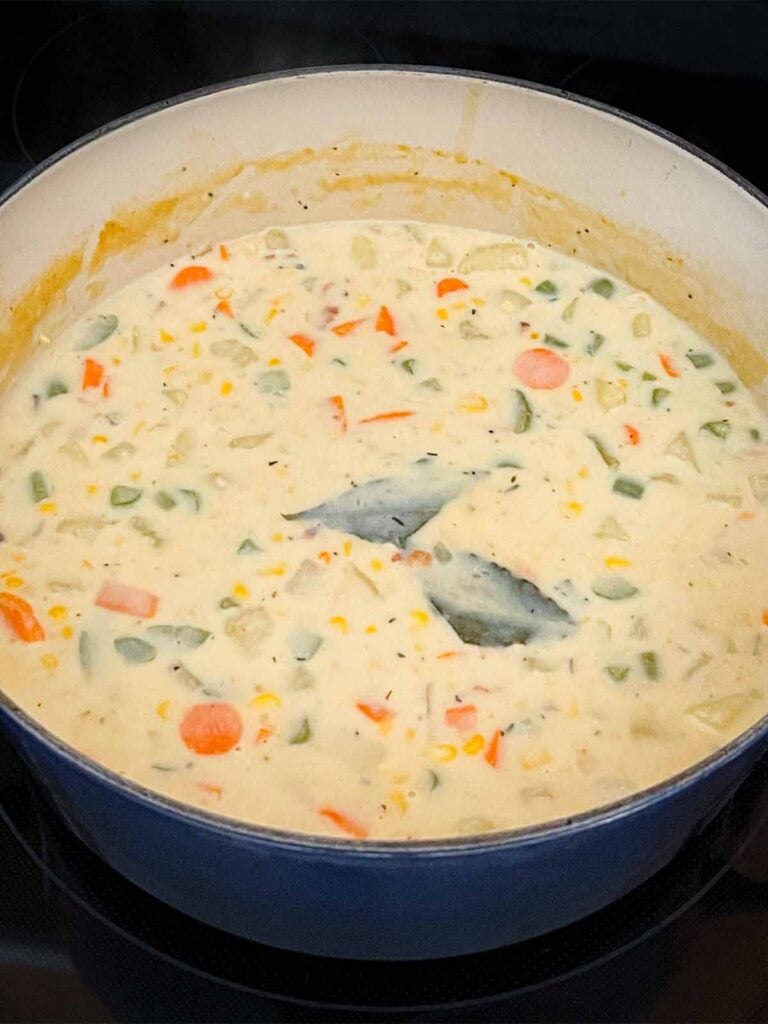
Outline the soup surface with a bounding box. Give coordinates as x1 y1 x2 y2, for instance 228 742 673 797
1 221 767 840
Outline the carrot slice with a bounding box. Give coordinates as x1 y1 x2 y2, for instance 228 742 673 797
360 410 415 424
356 701 394 724
389 340 409 354
659 353 680 378
485 729 503 768
407 550 432 567
513 348 570 390
215 299 234 318
180 703 242 755
288 333 316 357
82 358 105 391
624 424 641 445
95 581 158 619
375 305 395 336
196 782 223 797
170 265 214 289
329 395 348 433
319 806 368 839
0 592 45 642
331 319 365 336
436 277 468 298
444 704 477 730
101 378 111 398
255 726 275 744
218 244 231 261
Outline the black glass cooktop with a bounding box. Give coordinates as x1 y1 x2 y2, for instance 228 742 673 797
1 3 767 1021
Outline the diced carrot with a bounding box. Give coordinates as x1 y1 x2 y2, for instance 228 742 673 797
288 333 316 357
95 581 158 619
180 702 242 755
319 806 368 839
389 340 409 354
82 358 105 390
102 378 111 399
485 729 503 768
215 299 234 318
356 701 395 724
445 704 477 730
375 305 395 336
196 782 223 797
407 550 433 567
255 726 275 744
659 353 680 378
624 424 641 445
437 651 457 660
762 611 768 626
360 410 415 424
219 244 230 261
436 277 468 298
317 550 332 564
331 319 365 336
0 592 45 642
170 265 214 289
329 394 347 433
513 348 570 390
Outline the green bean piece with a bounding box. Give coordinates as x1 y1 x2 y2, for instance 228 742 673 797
587 434 619 469
29 471 50 503
686 352 714 369
289 718 312 745
219 597 240 609
605 664 630 682
433 541 453 564
640 651 660 681
613 476 645 499
401 358 417 375
237 538 261 555
46 379 69 398
78 631 93 677
114 637 156 664
591 577 639 601
110 485 143 507
641 371 657 381
534 279 557 297
543 333 568 349
750 428 762 442
154 490 177 510
511 389 533 433
715 381 737 394
615 360 633 372
652 387 671 406
700 420 731 440
428 769 441 790
178 488 202 512
586 332 605 355
590 278 615 298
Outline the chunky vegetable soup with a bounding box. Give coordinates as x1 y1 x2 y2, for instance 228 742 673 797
1 221 767 840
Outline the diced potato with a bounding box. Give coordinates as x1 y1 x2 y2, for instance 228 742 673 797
499 289 531 311
285 558 323 595
748 473 768 503
58 440 88 464
458 817 495 835
632 312 652 337
686 691 758 731
561 297 578 322
225 606 273 652
166 428 195 467
56 516 112 541
664 431 700 472
228 433 272 449
596 379 626 411
594 516 629 541
351 234 377 269
425 238 452 268
210 338 257 368
265 228 289 250
458 243 527 273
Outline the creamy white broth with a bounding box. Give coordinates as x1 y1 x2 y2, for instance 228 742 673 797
1 220 767 840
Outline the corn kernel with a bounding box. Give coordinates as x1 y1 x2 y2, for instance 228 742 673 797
259 563 287 577
330 616 349 633
5 575 23 588
436 307 449 321
458 393 488 413
578 467 589 479
264 308 278 325
410 609 430 628
61 627 74 639
521 749 552 770
190 321 207 334
471 297 486 307
160 329 174 343
356 293 371 309
215 287 233 300
162 364 179 376
562 501 583 519
112 357 122 366
365 624 378 634
192 341 202 358
432 743 458 762
519 276 532 287
156 700 170 719
369 558 383 572
48 605 68 620
390 790 408 813
86 484 99 495
198 371 212 384
91 435 108 444
451 301 467 311
571 388 584 402
251 692 282 707
268 357 282 367
530 331 540 340
233 582 250 599
566 699 580 719
605 555 631 569
463 733 486 756
133 420 146 436
405 727 416 742
343 540 353 556
40 654 58 671
317 551 332 564
220 381 233 396
39 501 57 515
271 532 285 543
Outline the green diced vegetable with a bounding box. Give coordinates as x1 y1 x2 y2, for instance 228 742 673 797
237 538 261 555
238 322 259 338
433 541 453 564
129 516 162 547
178 626 211 648
590 278 615 298
219 596 240 609
605 664 630 682
700 420 731 440
534 280 557 297
715 381 737 395
543 334 568 349
257 369 291 395
288 628 323 662
110 485 143 507
652 387 671 406
178 488 202 512
613 476 645 499
586 332 605 355
114 636 156 664
401 358 417 375
640 651 660 681
687 352 714 369
46 379 69 398
511 389 533 433
615 360 633 372
428 769 441 790
750 428 761 442
154 490 177 510
77 314 118 351
78 631 92 677
289 718 312 745
587 434 619 469
419 378 443 391
591 577 639 601
29 471 50 503
641 371 657 381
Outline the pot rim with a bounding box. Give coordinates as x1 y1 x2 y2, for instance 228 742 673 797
1 63 767 855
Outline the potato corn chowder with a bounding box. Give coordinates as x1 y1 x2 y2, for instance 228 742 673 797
1 220 767 841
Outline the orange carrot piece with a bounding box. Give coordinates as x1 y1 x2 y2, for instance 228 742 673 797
317 551 332 564
95 581 158 619
436 277 468 298
170 265 214 289
659 353 680 378
102 378 111 399
329 394 348 433
356 701 394 724
360 410 415 424
389 340 409 354
82 358 105 391
288 332 316 357
375 305 395 336
331 319 365 336
319 806 368 839
624 424 641 445
485 729 503 768
513 348 570 390
762 611 768 627
219 244 231 261
436 651 457 660
180 703 242 755
196 782 223 797
215 299 234 318
444 704 477 730
255 726 275 745
0 592 45 642
407 550 433 567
